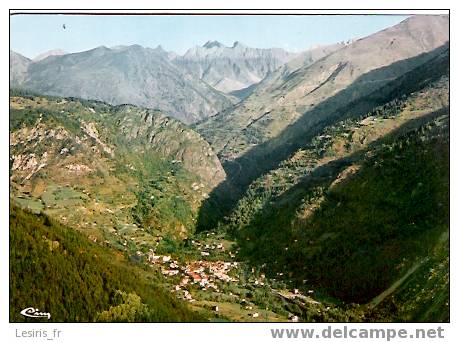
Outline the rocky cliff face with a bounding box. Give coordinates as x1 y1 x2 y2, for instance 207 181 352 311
111 105 226 187
174 41 297 94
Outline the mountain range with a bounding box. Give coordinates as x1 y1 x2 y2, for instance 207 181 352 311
10 42 308 124
10 40 350 124
10 45 237 124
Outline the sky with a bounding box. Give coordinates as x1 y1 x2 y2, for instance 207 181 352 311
10 14 408 59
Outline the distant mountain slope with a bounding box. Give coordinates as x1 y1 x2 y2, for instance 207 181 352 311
11 45 235 124
262 43 347 81
174 41 298 94
32 49 67 62
10 204 205 322
227 43 345 100
10 51 31 87
196 15 449 162
10 94 225 243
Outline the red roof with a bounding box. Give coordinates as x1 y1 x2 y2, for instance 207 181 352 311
188 271 202 281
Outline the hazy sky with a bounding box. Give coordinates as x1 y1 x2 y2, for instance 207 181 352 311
10 14 408 59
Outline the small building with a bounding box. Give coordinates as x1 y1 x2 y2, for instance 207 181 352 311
162 255 171 262
290 315 299 322
188 271 202 283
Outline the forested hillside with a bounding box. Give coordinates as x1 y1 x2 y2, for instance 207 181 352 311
10 205 205 322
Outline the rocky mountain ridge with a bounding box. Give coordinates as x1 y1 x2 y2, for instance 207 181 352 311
10 45 236 124
174 41 298 93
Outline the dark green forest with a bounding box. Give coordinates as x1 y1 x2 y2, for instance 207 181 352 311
9 205 204 322
234 115 449 311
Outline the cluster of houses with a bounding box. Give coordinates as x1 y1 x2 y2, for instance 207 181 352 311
189 238 229 255
147 249 239 301
185 260 238 285
145 239 309 321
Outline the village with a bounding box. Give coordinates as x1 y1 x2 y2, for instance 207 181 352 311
140 232 308 322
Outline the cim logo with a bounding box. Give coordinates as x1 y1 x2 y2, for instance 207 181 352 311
20 307 51 320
